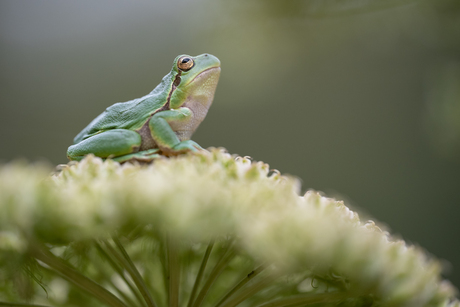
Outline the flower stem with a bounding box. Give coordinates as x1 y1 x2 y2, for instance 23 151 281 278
108 237 157 307
192 241 236 307
166 234 180 307
214 264 266 307
94 241 147 307
186 240 214 307
29 243 128 307
217 273 278 307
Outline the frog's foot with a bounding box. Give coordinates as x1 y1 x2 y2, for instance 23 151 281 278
110 149 161 163
162 140 204 156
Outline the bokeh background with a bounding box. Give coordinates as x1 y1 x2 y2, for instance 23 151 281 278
1 0 459 289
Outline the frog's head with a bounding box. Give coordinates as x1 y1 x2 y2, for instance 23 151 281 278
169 54 221 110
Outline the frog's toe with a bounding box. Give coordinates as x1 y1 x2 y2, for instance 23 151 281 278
143 148 162 156
134 149 162 161
172 140 204 153
111 149 161 163
187 140 204 150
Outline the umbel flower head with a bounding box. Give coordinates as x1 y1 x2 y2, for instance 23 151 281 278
0 148 458 307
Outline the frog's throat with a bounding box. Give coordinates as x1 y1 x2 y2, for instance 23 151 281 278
185 67 220 107
185 66 221 87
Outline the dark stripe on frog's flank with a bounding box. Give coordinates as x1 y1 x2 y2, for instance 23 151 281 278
164 70 182 111
136 71 182 151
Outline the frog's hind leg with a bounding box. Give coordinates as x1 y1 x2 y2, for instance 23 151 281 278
67 129 143 161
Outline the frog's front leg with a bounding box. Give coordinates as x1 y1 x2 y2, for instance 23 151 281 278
149 107 203 155
67 129 159 162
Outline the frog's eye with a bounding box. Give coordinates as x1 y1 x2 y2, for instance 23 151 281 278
177 56 194 71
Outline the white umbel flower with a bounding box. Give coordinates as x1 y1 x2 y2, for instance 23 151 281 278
0 149 458 307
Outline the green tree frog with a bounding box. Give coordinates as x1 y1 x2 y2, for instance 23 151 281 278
67 54 221 163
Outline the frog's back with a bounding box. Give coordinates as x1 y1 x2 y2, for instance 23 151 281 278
73 73 174 144
73 93 166 144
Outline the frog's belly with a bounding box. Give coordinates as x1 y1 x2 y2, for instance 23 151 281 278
169 116 201 142
137 120 158 151
171 100 208 141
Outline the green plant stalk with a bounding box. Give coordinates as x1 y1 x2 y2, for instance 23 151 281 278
167 234 180 307
186 240 214 307
148 235 168 306
107 238 157 307
215 264 266 307
23 266 49 298
108 279 140 307
29 243 128 307
192 243 236 307
218 273 279 307
95 241 147 307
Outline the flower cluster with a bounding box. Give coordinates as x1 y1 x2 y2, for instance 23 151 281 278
0 149 458 307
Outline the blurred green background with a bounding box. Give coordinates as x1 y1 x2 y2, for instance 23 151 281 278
1 0 459 289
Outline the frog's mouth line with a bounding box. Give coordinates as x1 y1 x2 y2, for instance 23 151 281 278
188 66 221 85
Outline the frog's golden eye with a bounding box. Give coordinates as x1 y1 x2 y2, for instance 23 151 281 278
177 56 194 71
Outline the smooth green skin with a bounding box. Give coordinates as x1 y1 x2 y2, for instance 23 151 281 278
67 54 221 163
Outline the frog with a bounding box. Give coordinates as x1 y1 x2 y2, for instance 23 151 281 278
67 54 221 163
